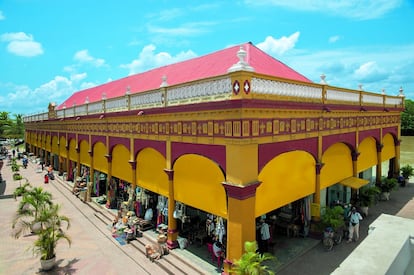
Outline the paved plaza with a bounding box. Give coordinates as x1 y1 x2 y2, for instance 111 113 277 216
1 157 414 275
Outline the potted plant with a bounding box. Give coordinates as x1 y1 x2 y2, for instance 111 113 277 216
379 177 398 201
401 164 414 186
12 187 70 271
320 205 346 243
32 204 71 270
230 241 275 275
357 185 381 216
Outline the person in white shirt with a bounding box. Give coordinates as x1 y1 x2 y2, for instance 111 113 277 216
258 219 271 254
347 207 363 243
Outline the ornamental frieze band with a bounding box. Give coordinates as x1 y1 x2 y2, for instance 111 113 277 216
27 114 400 140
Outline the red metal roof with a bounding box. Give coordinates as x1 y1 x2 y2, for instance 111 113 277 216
58 42 311 109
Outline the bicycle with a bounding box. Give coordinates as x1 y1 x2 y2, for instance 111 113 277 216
323 227 342 251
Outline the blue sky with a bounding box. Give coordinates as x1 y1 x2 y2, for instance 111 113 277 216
1 0 413 115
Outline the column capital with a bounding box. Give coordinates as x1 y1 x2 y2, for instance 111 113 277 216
376 142 384 152
128 160 136 170
351 150 360 161
104 154 112 162
316 161 324 174
164 168 174 181
223 181 261 200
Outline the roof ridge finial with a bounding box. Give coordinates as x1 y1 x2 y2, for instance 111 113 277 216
320 74 327 84
398 86 405 97
160 75 168 88
227 45 255 73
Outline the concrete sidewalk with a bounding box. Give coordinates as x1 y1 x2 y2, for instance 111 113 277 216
278 179 414 275
0 159 206 275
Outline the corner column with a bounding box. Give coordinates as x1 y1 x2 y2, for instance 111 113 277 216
222 181 261 273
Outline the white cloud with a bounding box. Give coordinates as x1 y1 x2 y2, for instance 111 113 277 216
245 0 402 20
257 32 300 55
275 44 414 97
0 76 76 114
353 61 387 83
147 21 214 36
80 82 98 90
0 10 5 20
74 49 106 67
121 44 197 75
329 35 341 43
0 32 43 57
70 73 87 82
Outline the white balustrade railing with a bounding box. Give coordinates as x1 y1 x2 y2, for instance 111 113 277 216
251 78 322 99
167 77 232 104
88 101 103 114
326 88 359 103
23 75 405 122
75 104 88 115
385 96 404 106
130 90 163 108
362 94 383 105
106 97 128 112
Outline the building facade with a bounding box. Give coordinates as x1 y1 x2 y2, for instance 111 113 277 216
24 43 404 271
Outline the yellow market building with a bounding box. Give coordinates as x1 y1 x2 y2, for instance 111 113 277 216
24 42 404 270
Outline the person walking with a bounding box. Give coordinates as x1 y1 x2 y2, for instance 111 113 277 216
347 206 363 243
258 218 271 254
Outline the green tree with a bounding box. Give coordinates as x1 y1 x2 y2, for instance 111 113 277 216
401 99 414 136
0 111 11 138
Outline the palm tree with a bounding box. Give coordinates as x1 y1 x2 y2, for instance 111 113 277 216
32 204 71 261
13 179 31 199
0 111 11 138
12 187 53 237
230 241 275 275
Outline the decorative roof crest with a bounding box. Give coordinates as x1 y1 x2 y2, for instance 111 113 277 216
227 45 255 73
160 75 168 88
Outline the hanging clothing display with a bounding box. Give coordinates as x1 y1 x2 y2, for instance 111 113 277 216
216 217 226 243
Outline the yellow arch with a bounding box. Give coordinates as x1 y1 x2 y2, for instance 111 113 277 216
93 142 108 173
320 143 353 189
46 135 51 151
79 140 90 166
112 144 133 183
381 133 396 161
357 137 377 173
68 139 77 161
52 136 59 154
59 136 67 158
257 150 315 216
174 154 227 218
137 148 169 197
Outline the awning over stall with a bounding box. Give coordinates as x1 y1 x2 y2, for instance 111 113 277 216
339 177 369 189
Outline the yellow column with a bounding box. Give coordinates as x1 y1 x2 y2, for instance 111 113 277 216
223 144 259 273
394 139 401 177
223 182 260 273
64 145 69 175
87 150 94 202
313 135 323 221
105 154 112 208
164 140 178 249
376 143 383 185
129 138 136 190
351 150 360 198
